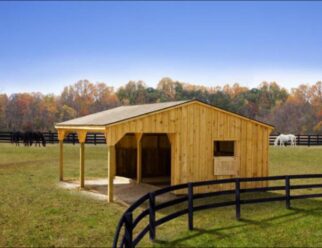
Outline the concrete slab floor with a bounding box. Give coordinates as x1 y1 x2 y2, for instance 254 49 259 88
58 176 178 206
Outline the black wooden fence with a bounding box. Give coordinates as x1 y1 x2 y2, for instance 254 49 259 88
1 132 322 146
0 131 106 145
113 174 322 248
269 134 322 146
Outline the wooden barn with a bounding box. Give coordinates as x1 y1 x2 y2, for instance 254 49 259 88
55 100 274 202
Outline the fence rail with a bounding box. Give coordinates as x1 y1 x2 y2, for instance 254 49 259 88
113 174 322 248
0 131 106 145
0 132 322 146
269 134 322 146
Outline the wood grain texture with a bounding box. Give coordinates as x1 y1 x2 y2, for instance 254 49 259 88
105 102 273 193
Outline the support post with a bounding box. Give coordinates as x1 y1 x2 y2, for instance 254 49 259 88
59 140 64 181
80 142 85 188
57 129 68 182
77 130 87 189
108 145 116 203
135 133 143 184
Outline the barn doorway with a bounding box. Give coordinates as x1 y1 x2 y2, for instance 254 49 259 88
115 133 171 187
141 133 171 186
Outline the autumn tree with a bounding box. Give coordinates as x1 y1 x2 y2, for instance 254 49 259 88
0 94 8 130
61 80 96 116
1 78 322 134
117 80 147 105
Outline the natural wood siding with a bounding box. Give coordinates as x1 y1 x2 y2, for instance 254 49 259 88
106 101 272 193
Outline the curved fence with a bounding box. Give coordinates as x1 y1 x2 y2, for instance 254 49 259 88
113 174 322 248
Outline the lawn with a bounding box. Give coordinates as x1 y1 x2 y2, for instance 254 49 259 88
1 144 322 247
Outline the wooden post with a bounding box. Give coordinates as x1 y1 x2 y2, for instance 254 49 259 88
285 176 291 209
80 142 85 188
188 183 194 230
149 192 156 241
57 130 68 182
167 133 175 186
59 140 64 181
108 145 116 202
124 212 133 248
235 178 241 220
135 133 143 184
77 130 87 189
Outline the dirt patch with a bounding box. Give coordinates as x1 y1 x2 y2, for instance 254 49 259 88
58 176 178 206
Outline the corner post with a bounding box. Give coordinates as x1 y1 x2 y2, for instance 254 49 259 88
57 130 68 181
80 142 85 188
59 140 64 181
107 144 116 202
135 133 143 184
77 130 87 189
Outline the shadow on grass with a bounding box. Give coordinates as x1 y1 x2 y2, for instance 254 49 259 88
153 192 322 246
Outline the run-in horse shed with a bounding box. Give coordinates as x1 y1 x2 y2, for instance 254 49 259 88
55 100 274 202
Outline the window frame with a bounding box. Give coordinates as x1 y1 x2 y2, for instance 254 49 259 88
213 140 236 157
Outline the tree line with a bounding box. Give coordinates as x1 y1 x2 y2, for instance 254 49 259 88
0 78 321 134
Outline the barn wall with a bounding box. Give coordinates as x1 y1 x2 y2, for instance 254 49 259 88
106 102 272 192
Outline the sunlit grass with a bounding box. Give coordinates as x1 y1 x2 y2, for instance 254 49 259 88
1 144 322 247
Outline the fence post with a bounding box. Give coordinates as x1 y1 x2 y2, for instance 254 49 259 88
124 212 133 248
188 183 194 230
317 135 319 146
235 178 241 220
285 176 291 209
149 192 156 241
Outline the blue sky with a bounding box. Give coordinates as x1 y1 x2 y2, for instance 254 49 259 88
1 1 322 95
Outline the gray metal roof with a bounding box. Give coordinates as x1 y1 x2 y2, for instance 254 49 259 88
56 100 190 127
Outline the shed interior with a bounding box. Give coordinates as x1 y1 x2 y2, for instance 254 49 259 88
116 133 171 186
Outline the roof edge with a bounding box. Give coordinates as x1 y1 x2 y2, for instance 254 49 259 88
191 99 274 129
54 99 274 130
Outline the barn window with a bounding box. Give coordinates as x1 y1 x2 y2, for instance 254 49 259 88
214 141 234 157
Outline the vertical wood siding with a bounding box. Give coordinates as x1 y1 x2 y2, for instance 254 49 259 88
106 102 272 193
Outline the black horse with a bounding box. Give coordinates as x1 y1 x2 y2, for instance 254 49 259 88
11 131 24 146
33 132 46 147
12 131 46 147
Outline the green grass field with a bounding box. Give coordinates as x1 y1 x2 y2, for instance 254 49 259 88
1 144 322 247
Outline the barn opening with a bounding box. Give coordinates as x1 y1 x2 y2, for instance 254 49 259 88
115 133 171 187
214 141 235 157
